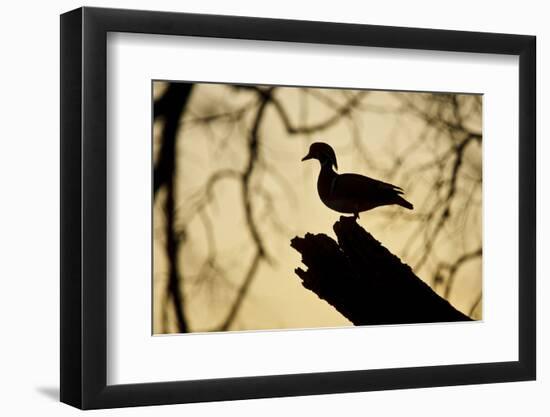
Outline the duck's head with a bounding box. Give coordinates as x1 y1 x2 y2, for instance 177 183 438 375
301 142 338 170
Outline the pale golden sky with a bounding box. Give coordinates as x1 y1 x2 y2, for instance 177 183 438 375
153 82 482 333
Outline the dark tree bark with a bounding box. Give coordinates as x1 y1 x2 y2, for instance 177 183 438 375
154 83 194 333
153 83 193 198
291 216 471 325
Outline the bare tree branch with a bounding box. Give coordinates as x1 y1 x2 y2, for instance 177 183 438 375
292 217 471 325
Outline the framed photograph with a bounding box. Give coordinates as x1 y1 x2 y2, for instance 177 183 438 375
60 6 536 409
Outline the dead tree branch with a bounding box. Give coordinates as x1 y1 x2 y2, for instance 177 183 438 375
291 216 471 325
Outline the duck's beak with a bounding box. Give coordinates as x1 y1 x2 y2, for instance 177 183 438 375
301 153 313 162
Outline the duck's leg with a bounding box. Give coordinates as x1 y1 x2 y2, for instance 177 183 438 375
353 212 360 220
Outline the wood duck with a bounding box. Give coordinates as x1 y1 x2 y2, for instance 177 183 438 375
301 142 413 218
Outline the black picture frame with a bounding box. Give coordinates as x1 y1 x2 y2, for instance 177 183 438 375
60 6 536 410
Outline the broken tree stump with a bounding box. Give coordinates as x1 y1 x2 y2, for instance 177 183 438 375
291 216 471 325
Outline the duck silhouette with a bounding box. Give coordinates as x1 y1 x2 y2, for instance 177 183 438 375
301 142 413 219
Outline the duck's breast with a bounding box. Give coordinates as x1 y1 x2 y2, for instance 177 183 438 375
317 170 357 213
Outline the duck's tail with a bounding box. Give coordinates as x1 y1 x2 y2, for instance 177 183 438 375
395 196 413 210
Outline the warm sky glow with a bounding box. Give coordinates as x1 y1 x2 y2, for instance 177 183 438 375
153 81 482 334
